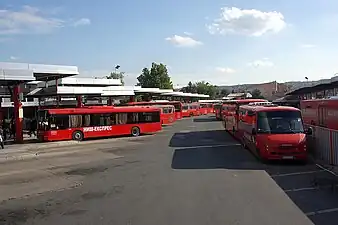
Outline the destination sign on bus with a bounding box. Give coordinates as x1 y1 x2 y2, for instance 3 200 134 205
83 126 112 132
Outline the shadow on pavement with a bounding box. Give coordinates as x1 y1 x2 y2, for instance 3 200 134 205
169 130 236 148
169 129 338 225
193 117 218 123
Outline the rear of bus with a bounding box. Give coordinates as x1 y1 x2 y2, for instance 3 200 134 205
224 99 267 132
182 104 190 117
172 102 183 119
199 103 208 115
159 105 175 125
253 107 308 161
214 104 222 120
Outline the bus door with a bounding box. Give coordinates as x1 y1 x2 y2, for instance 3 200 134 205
225 105 237 132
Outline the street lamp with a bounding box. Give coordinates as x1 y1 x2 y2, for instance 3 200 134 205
114 65 120 73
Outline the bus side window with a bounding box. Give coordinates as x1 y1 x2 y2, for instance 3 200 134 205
50 115 69 130
82 115 91 127
69 115 82 128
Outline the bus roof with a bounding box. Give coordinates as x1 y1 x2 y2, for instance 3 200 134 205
240 105 300 112
127 101 181 105
42 106 160 115
227 99 267 103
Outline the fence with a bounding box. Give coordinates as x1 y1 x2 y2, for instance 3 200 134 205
306 124 338 165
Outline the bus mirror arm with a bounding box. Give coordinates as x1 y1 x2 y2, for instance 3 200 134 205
252 128 257 135
306 127 313 135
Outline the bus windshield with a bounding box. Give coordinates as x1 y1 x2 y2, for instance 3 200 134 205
172 103 181 112
257 111 304 134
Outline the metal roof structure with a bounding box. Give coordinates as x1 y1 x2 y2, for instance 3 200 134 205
38 77 122 87
287 76 338 96
161 91 209 98
0 62 78 83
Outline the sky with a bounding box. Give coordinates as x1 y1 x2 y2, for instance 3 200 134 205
1 0 338 87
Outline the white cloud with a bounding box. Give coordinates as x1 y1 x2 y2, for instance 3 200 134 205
165 35 203 47
72 18 91 27
183 31 193 36
248 59 274 67
300 44 316 48
0 6 64 35
207 7 286 36
10 56 18 60
0 6 90 35
215 67 236 73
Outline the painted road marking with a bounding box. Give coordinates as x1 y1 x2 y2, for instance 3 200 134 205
175 143 241 150
271 170 325 178
306 207 338 216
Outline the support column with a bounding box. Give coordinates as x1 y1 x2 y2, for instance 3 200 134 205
108 97 113 106
77 96 83 108
13 85 23 143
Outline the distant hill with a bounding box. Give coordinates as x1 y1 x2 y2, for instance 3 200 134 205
217 76 338 100
218 77 336 92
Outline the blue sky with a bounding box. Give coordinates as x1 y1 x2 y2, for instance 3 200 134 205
1 0 338 86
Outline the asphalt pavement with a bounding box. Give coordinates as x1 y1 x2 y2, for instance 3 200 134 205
1 116 338 225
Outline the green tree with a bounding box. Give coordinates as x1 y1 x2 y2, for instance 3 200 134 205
251 88 264 99
195 81 217 98
180 81 197 93
137 63 173 89
106 71 125 85
220 89 230 97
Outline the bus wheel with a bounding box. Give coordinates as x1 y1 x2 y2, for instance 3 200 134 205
256 148 267 164
72 131 83 141
131 126 140 137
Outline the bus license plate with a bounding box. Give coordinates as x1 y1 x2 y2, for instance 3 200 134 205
282 156 294 159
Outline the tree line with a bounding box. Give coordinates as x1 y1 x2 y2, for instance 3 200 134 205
106 62 264 99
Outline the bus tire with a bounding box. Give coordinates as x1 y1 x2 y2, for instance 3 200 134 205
72 131 83 141
131 126 140 137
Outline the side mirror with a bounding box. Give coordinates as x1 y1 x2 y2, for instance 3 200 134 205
252 128 257 135
306 127 313 135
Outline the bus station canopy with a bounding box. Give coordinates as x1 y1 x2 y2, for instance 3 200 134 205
38 77 122 87
161 91 209 98
0 62 78 85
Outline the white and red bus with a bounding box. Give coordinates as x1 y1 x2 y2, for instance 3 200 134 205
153 105 176 125
222 99 268 133
37 106 162 141
300 98 338 130
238 103 309 162
127 101 183 119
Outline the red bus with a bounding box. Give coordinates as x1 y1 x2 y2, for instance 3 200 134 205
127 101 183 120
190 103 200 116
182 104 191 117
154 105 176 125
300 98 338 130
37 106 162 141
213 103 222 120
222 99 268 132
199 103 212 115
238 103 309 162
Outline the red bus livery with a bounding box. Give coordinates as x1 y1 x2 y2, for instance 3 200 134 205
222 99 268 132
300 99 338 130
154 105 176 125
238 103 309 161
127 101 183 120
37 106 162 141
